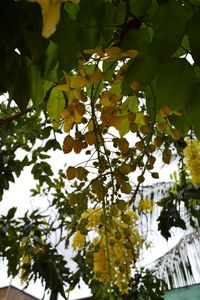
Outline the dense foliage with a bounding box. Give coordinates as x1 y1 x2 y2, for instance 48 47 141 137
1 0 200 299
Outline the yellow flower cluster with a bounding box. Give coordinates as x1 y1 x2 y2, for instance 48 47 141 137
93 218 143 294
137 199 153 212
72 231 85 251
93 236 132 294
20 254 31 283
74 207 142 294
80 208 102 228
184 139 200 184
59 70 106 132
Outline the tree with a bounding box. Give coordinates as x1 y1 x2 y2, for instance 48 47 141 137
0 0 200 299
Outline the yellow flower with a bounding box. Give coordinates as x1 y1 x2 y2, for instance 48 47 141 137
88 210 102 228
138 199 153 212
79 208 102 229
20 254 31 283
126 210 138 224
72 231 85 250
28 0 80 38
117 272 129 294
184 139 200 184
93 242 108 281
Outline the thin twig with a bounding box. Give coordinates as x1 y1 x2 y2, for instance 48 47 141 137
0 107 33 126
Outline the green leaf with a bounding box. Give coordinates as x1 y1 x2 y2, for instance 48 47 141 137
185 83 200 139
101 2 126 44
118 96 138 137
77 0 105 49
129 0 152 17
122 44 159 94
11 56 31 111
110 82 121 96
158 202 186 239
7 207 17 220
103 60 117 81
52 9 80 74
44 139 62 151
85 65 104 101
156 58 197 110
122 95 138 113
20 1 49 64
64 2 79 20
152 1 192 62
30 65 44 111
113 1 127 25
47 86 65 129
173 34 190 58
121 28 150 52
145 80 157 120
168 114 190 136
43 41 58 82
187 10 200 65
79 27 101 50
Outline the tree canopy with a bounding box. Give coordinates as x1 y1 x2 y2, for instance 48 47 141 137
1 0 200 299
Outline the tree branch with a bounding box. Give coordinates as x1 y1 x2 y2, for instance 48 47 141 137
0 107 34 126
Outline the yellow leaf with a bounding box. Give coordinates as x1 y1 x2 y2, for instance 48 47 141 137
84 47 104 57
172 109 184 116
88 119 94 131
63 71 70 81
105 47 122 58
68 89 80 105
130 80 140 91
84 49 96 55
64 117 73 132
61 109 74 132
112 116 126 132
70 76 88 89
73 110 83 123
88 71 105 84
100 91 120 107
57 84 69 92
123 49 139 58
28 0 62 38
100 91 111 107
61 109 70 118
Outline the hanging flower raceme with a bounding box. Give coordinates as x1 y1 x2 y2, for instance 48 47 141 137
71 206 144 294
72 231 85 251
183 139 200 184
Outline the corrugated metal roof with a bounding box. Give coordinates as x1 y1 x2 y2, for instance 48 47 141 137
149 229 200 289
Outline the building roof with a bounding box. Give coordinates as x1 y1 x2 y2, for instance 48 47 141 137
0 285 39 300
